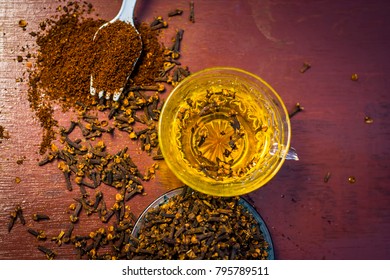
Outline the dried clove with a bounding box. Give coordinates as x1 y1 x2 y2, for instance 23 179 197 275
70 201 82 223
38 245 56 260
32 213 50 221
168 9 183 17
63 223 74 244
289 103 304 118
170 29 184 56
189 1 195 23
8 205 25 232
324 172 331 183
51 230 65 246
150 21 168 31
300 62 311 73
15 205 25 225
150 16 164 27
27 228 47 240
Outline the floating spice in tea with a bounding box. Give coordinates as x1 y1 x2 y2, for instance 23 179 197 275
174 88 272 181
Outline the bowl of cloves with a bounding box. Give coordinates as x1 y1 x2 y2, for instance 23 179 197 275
158 67 291 196
131 186 274 260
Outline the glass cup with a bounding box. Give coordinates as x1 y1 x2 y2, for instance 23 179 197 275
159 67 291 196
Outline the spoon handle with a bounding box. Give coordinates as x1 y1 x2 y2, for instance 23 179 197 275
111 0 137 25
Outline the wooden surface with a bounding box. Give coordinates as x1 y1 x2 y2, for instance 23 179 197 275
1 0 390 260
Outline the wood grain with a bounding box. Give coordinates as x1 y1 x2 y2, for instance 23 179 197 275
1 0 390 259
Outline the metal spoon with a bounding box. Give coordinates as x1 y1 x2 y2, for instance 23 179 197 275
90 0 142 101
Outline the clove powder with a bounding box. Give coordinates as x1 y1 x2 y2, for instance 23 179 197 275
92 21 142 95
33 15 104 109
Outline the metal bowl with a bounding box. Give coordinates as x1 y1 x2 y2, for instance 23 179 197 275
132 187 275 260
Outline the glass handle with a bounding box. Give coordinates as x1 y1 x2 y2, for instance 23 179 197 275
285 146 299 161
270 143 299 161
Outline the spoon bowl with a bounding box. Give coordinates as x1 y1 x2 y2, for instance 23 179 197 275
90 0 142 101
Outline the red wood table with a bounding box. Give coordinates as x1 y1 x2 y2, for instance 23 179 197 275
1 0 389 259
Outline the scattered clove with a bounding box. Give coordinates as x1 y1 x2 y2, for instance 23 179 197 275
38 245 56 260
27 4 194 260
324 172 331 183
168 9 183 17
7 205 25 232
32 213 50 221
189 1 195 23
289 103 304 118
364 116 373 124
27 228 47 240
300 62 311 73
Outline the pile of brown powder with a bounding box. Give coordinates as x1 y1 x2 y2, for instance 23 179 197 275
34 17 104 107
130 23 166 86
27 2 103 153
